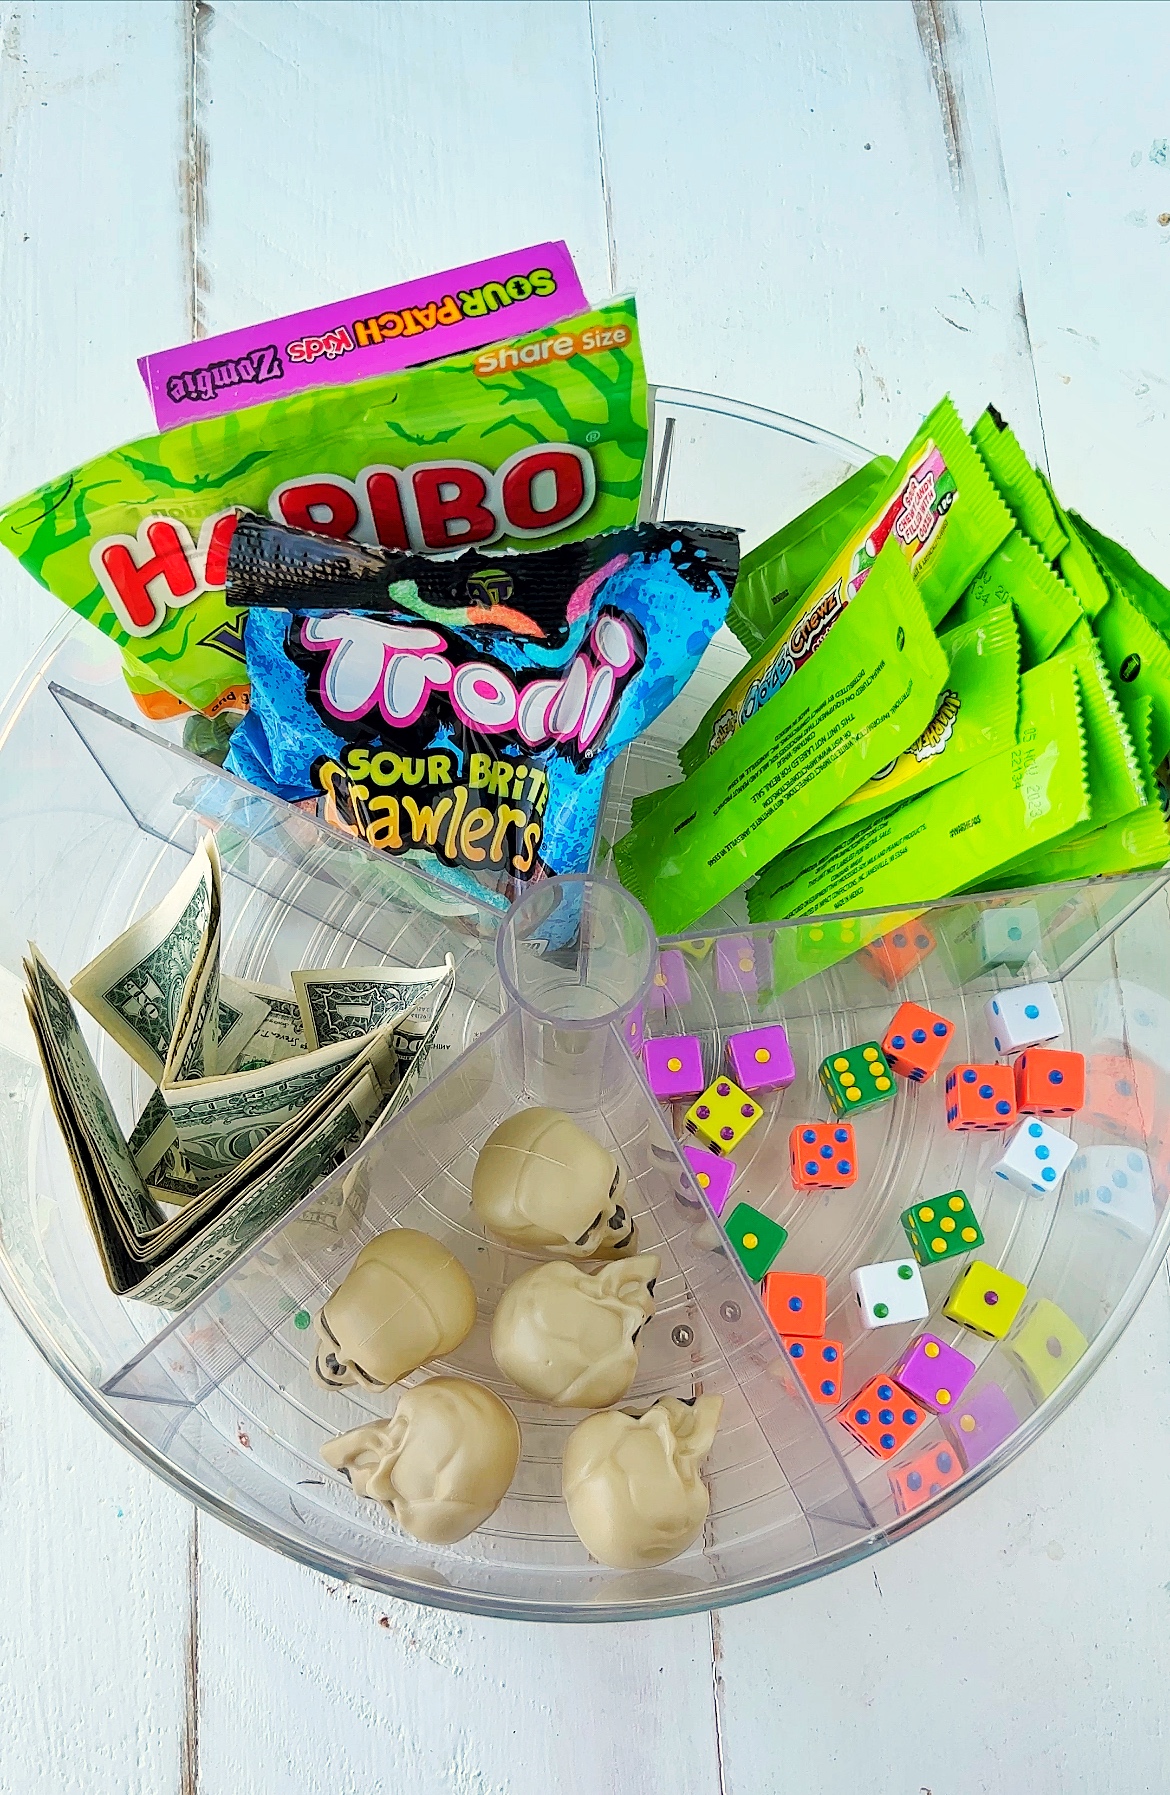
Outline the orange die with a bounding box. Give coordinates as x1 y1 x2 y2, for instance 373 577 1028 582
1014 1048 1084 1116
1083 1055 1159 1142
859 922 937 989
763 1270 828 1337
888 1439 963 1514
783 1336 843 1406
882 1001 954 1083
839 1373 928 1460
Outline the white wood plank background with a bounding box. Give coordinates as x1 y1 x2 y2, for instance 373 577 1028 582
3 3 1170 1790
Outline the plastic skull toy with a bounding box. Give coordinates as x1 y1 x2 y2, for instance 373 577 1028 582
562 1393 723 1569
321 1376 521 1544
313 1228 477 1391
471 1107 636 1258
491 1253 660 1407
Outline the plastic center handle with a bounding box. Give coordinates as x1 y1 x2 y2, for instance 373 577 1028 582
495 875 657 1027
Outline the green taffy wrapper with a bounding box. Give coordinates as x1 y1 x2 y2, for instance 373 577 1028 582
613 541 949 935
679 396 1012 775
973 801 1168 889
796 603 1021 843
1091 584 1170 769
947 528 1082 668
727 456 894 653
970 407 1067 563
747 651 1089 925
1073 511 1170 641
1036 475 1110 618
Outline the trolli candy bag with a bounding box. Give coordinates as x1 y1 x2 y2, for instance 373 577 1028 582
222 513 740 908
0 297 647 719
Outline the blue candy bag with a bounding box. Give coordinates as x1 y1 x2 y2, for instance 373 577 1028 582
223 513 739 908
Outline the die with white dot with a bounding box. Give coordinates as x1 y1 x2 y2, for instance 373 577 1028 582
985 982 1063 1055
850 1258 929 1330
991 1119 1077 1196
1071 1146 1156 1240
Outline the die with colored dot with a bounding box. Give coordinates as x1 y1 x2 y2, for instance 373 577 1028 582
851 1258 929 1330
858 922 937 989
881 1001 954 1082
685 1078 762 1157
944 1062 1017 1131
642 1034 706 1101
839 1373 927 1458
796 917 861 965
890 1333 976 1413
985 981 1062 1055
819 1042 896 1116
761 1270 828 1338
991 1118 1077 1196
889 1440 964 1514
723 1202 787 1279
681 1144 737 1218
788 1121 858 1190
1071 1146 1155 1239
944 1381 1019 1469
725 1024 796 1093
1083 1055 1158 1143
943 1259 1027 1340
900 1190 984 1264
646 948 692 1020
975 906 1041 971
1014 1048 1084 1117
782 1335 844 1406
1005 1298 1088 1401
715 934 758 995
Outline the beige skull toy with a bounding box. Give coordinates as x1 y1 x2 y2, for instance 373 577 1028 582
562 1393 723 1569
471 1107 636 1258
491 1254 660 1407
313 1228 477 1391
322 1376 521 1544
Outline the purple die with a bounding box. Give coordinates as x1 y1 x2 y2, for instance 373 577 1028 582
682 1144 736 1217
716 934 758 995
647 949 692 1021
944 1381 1019 1470
623 1004 645 1054
642 1034 705 1101
891 1333 976 1414
726 1024 796 1093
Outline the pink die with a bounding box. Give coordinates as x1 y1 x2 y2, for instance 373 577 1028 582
643 1034 705 1101
891 1334 976 1415
682 1144 736 1217
716 935 758 995
727 1025 796 1092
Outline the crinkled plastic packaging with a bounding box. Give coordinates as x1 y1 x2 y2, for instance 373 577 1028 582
948 528 1081 668
0 297 647 717
222 513 739 909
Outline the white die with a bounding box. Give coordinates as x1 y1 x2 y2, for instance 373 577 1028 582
992 1119 1077 1196
850 1259 929 1330
977 907 1041 970
1093 979 1170 1075
985 982 1062 1055
1072 1147 1156 1240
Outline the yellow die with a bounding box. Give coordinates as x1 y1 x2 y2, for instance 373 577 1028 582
684 1077 762 1157
1006 1299 1087 1401
943 1258 1027 1340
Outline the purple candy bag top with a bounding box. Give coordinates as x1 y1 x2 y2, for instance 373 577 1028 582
945 1381 1019 1469
139 242 588 430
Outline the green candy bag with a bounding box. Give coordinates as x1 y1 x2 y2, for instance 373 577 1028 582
970 407 1067 562
946 528 1082 668
747 651 1089 925
1073 511 1170 641
727 455 894 653
1091 584 1170 770
973 801 1169 890
613 541 949 935
679 396 1012 774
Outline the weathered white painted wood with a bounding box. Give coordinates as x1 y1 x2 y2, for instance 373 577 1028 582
985 0 1170 581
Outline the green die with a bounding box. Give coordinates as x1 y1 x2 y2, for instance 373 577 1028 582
819 1043 895 1117
901 1190 985 1265
724 1203 787 1280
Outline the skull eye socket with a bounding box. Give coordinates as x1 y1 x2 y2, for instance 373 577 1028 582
646 1278 657 1296
576 1211 605 1246
608 1205 627 1231
608 1167 621 1198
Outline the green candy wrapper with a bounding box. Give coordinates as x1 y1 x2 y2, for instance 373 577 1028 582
748 650 1088 925
1091 584 1170 771
613 541 949 935
727 456 894 653
1073 511 1170 641
679 397 1012 775
947 528 1082 668
970 407 1067 563
972 801 1169 890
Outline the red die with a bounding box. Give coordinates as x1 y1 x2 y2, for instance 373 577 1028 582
763 1270 828 1337
888 1439 963 1514
859 922 937 989
839 1374 927 1459
789 1122 857 1189
782 1335 844 1406
1014 1048 1085 1116
1084 1055 1159 1142
945 1063 1017 1131
882 1001 954 1082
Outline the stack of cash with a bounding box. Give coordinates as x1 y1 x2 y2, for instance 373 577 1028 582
24 835 454 1310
